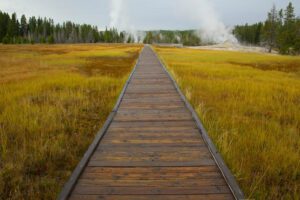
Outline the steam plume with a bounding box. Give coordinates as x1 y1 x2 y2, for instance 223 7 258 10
109 0 123 28
109 0 141 42
109 0 237 44
178 0 237 43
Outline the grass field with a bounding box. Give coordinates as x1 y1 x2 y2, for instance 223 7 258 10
154 47 300 199
0 44 141 200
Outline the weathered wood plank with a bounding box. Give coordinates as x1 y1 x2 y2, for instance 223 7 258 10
83 166 221 173
80 169 223 181
109 121 197 128
96 143 207 149
102 133 202 140
90 145 211 156
77 179 226 187
114 113 193 122
72 185 231 195
91 150 211 161
69 194 234 200
100 138 204 144
116 108 189 114
88 159 216 167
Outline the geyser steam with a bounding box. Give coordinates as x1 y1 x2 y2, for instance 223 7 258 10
109 0 142 42
109 0 237 44
178 0 237 43
109 0 123 28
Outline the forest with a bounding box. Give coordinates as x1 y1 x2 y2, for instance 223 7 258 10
0 10 201 46
233 2 300 54
143 30 201 46
0 11 134 44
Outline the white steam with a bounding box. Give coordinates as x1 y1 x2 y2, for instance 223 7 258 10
109 0 237 44
109 0 141 42
178 0 237 44
109 0 123 28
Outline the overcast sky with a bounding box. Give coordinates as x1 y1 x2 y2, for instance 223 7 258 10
0 0 299 30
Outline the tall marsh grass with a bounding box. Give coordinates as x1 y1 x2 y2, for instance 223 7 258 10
0 44 141 199
155 47 300 199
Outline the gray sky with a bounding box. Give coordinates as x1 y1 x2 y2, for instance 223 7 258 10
0 0 299 30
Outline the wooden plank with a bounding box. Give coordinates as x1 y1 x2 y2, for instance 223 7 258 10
127 86 174 90
109 121 197 128
95 146 209 156
107 127 199 134
88 159 216 167
72 185 231 195
102 133 202 140
77 179 226 187
122 96 181 101
81 169 223 180
91 150 211 161
130 80 172 84
116 108 189 114
114 113 193 122
83 166 221 173
118 104 186 109
120 98 183 103
96 143 206 148
123 93 179 98
69 194 234 200
119 102 185 107
100 138 204 144
105 128 200 133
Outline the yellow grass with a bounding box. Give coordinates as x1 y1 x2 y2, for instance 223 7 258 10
154 47 300 199
0 44 142 200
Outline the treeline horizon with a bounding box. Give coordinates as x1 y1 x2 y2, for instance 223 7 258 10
143 30 201 46
0 9 205 46
0 11 136 44
0 2 299 55
233 2 300 54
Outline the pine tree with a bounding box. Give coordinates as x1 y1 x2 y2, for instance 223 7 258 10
20 15 27 38
7 13 19 42
294 18 300 53
278 2 297 54
263 5 280 52
284 2 295 24
28 17 37 42
0 11 10 42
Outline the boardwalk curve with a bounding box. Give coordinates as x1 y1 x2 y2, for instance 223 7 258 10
59 46 244 200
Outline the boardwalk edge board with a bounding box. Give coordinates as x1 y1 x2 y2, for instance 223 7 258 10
152 46 245 200
57 47 144 200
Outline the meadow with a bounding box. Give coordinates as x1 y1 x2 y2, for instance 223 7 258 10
154 47 300 199
0 44 141 200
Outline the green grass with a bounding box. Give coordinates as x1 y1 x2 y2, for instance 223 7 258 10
154 47 300 200
0 44 142 200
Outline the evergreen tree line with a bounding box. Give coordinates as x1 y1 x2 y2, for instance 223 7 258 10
233 2 300 54
0 10 134 44
143 30 201 46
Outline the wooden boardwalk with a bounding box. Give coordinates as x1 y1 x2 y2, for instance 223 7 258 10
59 46 244 200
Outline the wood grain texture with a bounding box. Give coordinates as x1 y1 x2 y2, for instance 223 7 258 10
67 46 235 199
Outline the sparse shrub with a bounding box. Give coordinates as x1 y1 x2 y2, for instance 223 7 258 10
2 35 10 44
40 37 46 43
47 35 55 44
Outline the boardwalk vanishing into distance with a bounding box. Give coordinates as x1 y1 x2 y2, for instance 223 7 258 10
59 46 244 200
